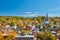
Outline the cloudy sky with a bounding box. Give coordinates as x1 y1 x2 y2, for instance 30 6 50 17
0 0 60 17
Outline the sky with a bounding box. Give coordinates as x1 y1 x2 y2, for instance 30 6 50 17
0 0 60 17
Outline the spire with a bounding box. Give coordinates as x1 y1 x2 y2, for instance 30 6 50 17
45 13 49 25
46 13 48 21
42 13 49 26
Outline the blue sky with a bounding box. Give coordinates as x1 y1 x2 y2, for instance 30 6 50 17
0 0 60 17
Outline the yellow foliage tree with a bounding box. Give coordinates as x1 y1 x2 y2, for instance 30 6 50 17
0 31 3 40
7 30 16 40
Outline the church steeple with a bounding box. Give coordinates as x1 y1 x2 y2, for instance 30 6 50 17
45 13 49 25
42 13 49 26
46 13 48 21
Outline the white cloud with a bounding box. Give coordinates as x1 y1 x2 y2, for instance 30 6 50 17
50 7 60 11
34 12 40 13
47 13 60 17
50 9 56 11
25 12 40 14
21 13 37 17
21 12 41 17
25 12 32 14
27 13 37 17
